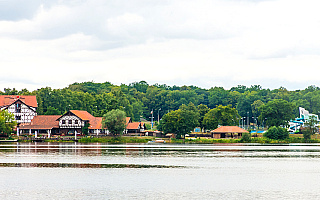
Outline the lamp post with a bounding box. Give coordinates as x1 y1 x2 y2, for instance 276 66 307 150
242 117 246 129
252 117 257 130
158 108 161 124
150 109 154 129
247 112 249 130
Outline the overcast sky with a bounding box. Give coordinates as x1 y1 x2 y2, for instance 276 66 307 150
1 0 320 91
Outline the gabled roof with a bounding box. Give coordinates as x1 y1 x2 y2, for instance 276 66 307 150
19 115 60 130
211 126 248 133
126 117 132 125
0 95 37 108
58 110 105 130
127 122 144 130
69 110 94 121
89 117 103 130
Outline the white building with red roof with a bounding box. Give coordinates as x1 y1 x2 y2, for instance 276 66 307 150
19 110 108 137
0 95 37 124
211 126 248 139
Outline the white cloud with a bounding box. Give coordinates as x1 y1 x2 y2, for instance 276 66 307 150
1 0 320 91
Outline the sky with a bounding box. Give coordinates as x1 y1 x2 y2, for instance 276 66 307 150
1 0 320 92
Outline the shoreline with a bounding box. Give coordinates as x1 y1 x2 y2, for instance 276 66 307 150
2 136 320 144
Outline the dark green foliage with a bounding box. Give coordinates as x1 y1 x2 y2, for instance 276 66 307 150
259 99 294 127
161 103 200 139
301 128 312 141
82 122 90 136
240 133 252 143
0 110 17 136
264 126 289 140
102 109 126 136
203 105 240 130
3 83 320 131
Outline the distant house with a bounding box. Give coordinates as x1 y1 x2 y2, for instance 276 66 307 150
57 110 106 136
0 95 37 124
19 110 107 136
211 126 248 139
19 115 60 137
125 117 146 135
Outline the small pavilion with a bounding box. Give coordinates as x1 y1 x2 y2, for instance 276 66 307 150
211 126 248 139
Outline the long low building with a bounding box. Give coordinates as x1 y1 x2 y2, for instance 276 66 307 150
211 126 248 139
19 110 146 137
19 110 107 137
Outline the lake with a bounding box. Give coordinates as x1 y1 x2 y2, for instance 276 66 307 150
1 142 320 199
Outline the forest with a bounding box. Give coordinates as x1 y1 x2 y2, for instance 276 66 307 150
1 81 320 127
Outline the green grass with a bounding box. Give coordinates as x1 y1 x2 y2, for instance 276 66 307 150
78 136 153 143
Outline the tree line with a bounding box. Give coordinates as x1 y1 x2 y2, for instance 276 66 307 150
2 81 319 127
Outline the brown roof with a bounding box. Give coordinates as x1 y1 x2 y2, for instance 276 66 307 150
70 110 94 121
89 117 103 130
19 115 60 130
211 126 248 133
0 95 37 108
69 110 104 130
126 117 131 125
126 122 144 130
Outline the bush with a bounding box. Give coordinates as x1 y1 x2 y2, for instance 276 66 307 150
264 126 289 140
240 133 251 143
301 128 312 141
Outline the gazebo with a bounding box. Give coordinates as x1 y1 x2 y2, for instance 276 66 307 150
211 126 248 139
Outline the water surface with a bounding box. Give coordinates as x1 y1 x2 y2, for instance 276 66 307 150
1 142 320 199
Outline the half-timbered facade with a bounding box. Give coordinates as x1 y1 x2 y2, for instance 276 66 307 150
57 110 107 135
19 110 108 136
0 95 37 124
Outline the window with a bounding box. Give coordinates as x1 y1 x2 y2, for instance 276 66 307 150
69 120 72 124
75 120 78 124
15 116 21 120
62 120 66 124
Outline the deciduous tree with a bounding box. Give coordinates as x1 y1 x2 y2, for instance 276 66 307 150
0 110 17 136
102 109 126 136
259 99 294 127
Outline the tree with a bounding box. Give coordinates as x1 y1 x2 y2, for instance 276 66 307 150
198 104 209 131
264 126 289 140
302 115 318 140
0 110 17 136
102 109 126 136
251 100 264 117
203 105 240 130
82 122 90 136
259 99 294 127
160 103 200 139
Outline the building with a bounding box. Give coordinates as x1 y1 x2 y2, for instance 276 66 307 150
0 95 37 124
19 110 107 136
211 126 248 139
126 122 146 135
125 117 146 135
288 107 320 133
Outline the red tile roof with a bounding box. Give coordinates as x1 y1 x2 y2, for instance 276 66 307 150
19 115 60 130
69 110 104 130
0 95 37 108
70 110 94 121
211 126 248 133
126 122 144 130
89 117 103 130
126 117 131 125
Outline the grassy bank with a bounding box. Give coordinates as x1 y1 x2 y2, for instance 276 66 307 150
78 136 153 143
12 135 320 144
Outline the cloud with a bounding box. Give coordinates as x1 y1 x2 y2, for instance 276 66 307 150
1 0 320 91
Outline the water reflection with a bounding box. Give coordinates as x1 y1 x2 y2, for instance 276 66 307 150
0 163 181 168
2 143 320 199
